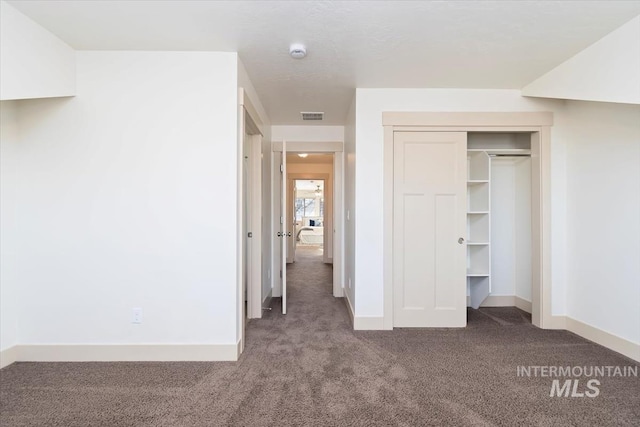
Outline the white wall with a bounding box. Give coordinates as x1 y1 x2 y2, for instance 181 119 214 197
6 51 240 347
550 121 568 316
344 96 356 315
513 159 532 302
272 125 344 142
522 16 640 105
0 1 75 100
561 100 640 344
0 101 19 353
354 89 561 317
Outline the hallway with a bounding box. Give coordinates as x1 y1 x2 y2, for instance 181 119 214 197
244 244 349 357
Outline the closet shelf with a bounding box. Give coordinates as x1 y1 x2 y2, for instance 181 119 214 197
467 147 492 306
467 271 490 277
467 148 531 155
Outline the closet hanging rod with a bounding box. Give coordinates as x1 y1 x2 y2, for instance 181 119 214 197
488 154 531 157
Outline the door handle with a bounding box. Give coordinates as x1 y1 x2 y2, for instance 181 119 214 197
277 232 283 237
458 237 465 244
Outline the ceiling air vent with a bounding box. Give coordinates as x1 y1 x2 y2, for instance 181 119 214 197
301 112 324 121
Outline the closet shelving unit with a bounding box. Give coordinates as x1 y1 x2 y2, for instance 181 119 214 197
466 135 532 309
467 151 491 309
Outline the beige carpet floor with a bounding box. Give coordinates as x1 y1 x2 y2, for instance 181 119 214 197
1 246 638 426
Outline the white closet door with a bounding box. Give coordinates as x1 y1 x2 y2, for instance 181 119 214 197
393 132 467 327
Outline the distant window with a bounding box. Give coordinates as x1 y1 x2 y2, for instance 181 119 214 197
295 198 316 221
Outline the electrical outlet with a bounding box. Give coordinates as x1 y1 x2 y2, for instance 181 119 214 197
132 307 143 324
268 269 271 279
348 277 352 289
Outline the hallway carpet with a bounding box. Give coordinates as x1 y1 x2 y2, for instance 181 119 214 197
1 247 638 426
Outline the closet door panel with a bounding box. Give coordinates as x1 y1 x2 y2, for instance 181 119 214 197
393 131 467 327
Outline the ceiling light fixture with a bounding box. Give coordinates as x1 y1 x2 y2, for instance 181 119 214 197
289 43 307 59
298 153 308 158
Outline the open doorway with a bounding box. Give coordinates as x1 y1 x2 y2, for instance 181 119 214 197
286 153 334 267
293 179 325 262
284 153 335 305
269 142 344 317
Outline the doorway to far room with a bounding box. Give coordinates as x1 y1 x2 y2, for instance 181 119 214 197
294 179 325 261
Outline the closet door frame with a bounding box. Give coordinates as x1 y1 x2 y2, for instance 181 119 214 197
382 112 557 330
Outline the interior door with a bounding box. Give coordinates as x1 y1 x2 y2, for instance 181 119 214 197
292 181 298 262
286 178 296 264
393 131 467 327
280 141 288 314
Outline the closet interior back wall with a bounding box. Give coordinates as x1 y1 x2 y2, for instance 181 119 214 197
490 156 532 303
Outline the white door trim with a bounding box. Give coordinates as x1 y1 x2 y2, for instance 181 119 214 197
272 141 345 298
273 141 343 152
382 111 554 330
237 88 264 356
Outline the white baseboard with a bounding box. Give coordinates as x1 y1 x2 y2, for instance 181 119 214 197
546 315 567 330
466 295 518 307
564 317 640 362
262 288 273 308
333 283 344 298
481 295 515 307
0 346 19 369
236 338 243 358
514 297 532 313
354 316 385 330
343 292 384 330
0 343 241 366
272 285 281 298
464 295 533 313
343 292 355 327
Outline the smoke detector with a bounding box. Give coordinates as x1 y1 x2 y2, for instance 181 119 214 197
301 112 324 121
289 44 307 59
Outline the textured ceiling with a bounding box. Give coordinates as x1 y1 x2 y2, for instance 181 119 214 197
8 1 640 125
